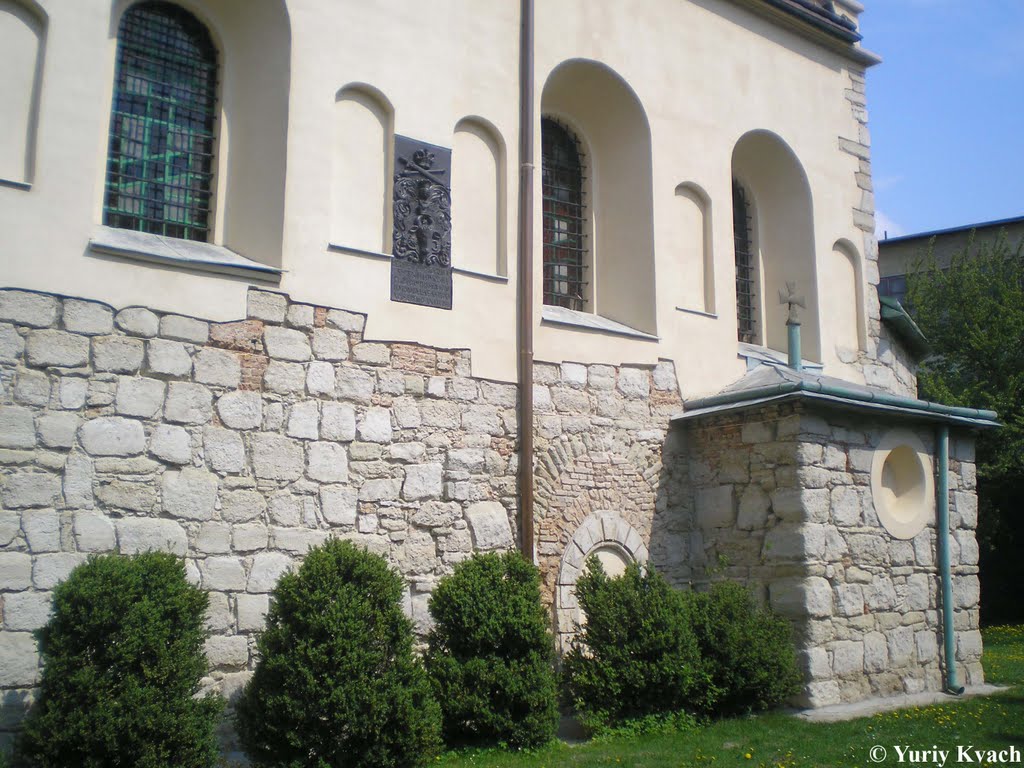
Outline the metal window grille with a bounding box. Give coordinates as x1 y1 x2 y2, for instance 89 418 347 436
104 2 218 242
733 180 757 343
542 118 588 311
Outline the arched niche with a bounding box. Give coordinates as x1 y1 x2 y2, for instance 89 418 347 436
829 239 867 354
541 59 657 335
330 84 394 254
731 130 820 360
452 116 506 276
105 0 291 267
0 0 46 187
673 182 715 314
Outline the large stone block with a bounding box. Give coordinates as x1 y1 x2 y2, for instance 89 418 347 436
264 326 311 362
159 314 209 343
466 501 513 551
696 485 735 529
14 369 50 406
252 433 304 480
264 360 305 394
93 336 145 373
247 291 287 323
193 348 242 387
736 484 769 530
286 400 320 440
63 454 95 508
74 511 116 552
0 632 39 687
0 405 36 449
306 361 335 396
115 308 159 337
220 490 266 523
831 486 863 527
3 472 61 509
617 367 650 398
236 593 270 631
162 467 219 520
31 552 86 589
203 427 245 473
149 424 192 464
403 463 442 501
4 591 53 631
164 382 213 424
205 635 249 668
307 442 348 483
358 407 393 444
217 391 262 430
831 640 864 676
116 518 187 555
35 412 80 450
0 552 33 590
335 367 375 403
321 402 356 442
770 576 833 618
248 551 292 593
232 523 269 552
26 330 90 368
320 485 357 526
96 479 156 512
147 339 192 376
115 376 166 418
0 323 25 362
200 556 247 592
0 290 59 328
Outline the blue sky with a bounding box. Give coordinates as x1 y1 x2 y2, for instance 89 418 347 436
858 1 1024 239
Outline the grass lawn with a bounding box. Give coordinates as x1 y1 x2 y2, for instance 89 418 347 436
439 625 1024 768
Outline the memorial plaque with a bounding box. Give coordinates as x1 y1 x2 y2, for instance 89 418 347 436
390 135 453 310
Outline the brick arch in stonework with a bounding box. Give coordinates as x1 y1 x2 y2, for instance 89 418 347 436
532 436 659 647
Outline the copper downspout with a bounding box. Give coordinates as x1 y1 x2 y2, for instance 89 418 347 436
517 0 536 560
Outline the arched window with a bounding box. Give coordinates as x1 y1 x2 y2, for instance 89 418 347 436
104 2 218 242
732 179 757 343
541 117 587 311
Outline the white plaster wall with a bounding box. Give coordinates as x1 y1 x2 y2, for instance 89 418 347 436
0 0 874 393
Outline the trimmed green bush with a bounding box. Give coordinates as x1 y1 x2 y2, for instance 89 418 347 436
14 552 222 768
562 558 713 729
687 581 802 715
235 538 441 768
425 551 559 749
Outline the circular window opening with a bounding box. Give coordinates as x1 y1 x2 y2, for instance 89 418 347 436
870 430 934 540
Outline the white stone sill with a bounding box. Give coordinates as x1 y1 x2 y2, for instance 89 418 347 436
675 306 717 319
738 341 824 371
327 242 509 284
89 226 283 282
541 305 659 341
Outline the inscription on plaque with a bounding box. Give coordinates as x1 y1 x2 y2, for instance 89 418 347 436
390 135 453 310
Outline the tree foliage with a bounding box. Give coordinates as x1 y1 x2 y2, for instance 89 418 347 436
906 231 1024 621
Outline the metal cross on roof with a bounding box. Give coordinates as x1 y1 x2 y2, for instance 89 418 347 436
779 281 806 324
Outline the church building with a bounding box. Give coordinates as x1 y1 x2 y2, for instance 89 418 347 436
0 0 996 745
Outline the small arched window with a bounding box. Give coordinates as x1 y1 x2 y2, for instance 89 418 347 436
732 179 757 343
541 117 587 311
104 2 218 242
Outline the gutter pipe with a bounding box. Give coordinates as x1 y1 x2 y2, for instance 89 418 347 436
516 0 535 560
937 425 964 694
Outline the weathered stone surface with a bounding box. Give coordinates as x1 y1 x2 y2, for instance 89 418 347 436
0 323 26 362
831 640 864 676
196 522 231 554
22 509 60 552
403 463 442 500
193 348 241 387
63 300 114 335
736 485 769 530
358 408 393 444
236 594 270 631
286 304 315 329
149 424 191 464
93 336 145 373
248 552 292 593
220 490 266 523
0 512 21 547
320 485 357 525
321 402 356 442
200 556 247 591
412 501 459 528
307 442 348 483
831 486 862 527
0 406 36 449
263 360 305 394
147 339 192 376
252 433 304 480
115 377 165 418
771 577 833 618
248 291 287 323
217 391 262 430
164 382 213 424
359 478 402 502
26 330 89 368
306 361 335 396
264 326 311 362
466 501 513 550
287 401 320 440
326 308 364 332
96 479 156 512
697 485 734 528
159 315 209 343
115 307 159 337
0 291 58 328
162 467 219 520
232 523 269 552
0 552 33 590
312 328 349 361
116 518 187 555
335 367 375 403
31 552 86 589
353 343 389 365
79 416 146 456
62 454 94 508
3 472 61 508
0 632 39 687
205 636 249 668
4 591 53 631
74 511 116 552
203 427 245 473
617 367 650 398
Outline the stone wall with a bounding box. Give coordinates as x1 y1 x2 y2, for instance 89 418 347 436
680 402 983 706
0 286 522 746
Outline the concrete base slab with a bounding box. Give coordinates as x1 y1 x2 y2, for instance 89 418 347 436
794 685 1008 723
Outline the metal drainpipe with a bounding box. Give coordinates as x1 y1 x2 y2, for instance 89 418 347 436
516 0 536 561
787 319 802 372
937 424 964 694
